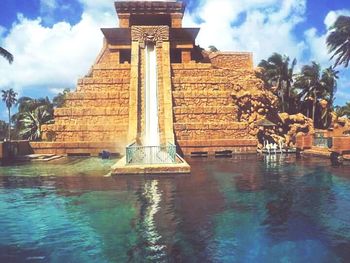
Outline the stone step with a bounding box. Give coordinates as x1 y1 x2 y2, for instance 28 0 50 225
76 84 130 93
173 106 237 114
92 70 131 79
304 147 331 157
54 107 129 117
53 116 128 126
42 124 128 132
78 77 130 85
92 64 131 70
174 114 237 123
172 91 232 98
174 122 248 130
66 91 129 100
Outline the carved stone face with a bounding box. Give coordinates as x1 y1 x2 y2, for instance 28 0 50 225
144 33 155 43
131 26 169 45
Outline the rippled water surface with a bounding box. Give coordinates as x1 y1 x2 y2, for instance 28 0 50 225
1 155 350 262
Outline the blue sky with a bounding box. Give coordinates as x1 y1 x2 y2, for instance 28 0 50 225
0 0 350 121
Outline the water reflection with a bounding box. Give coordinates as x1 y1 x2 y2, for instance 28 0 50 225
130 180 166 261
0 156 350 262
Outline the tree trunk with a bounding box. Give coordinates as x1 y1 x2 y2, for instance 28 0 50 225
312 90 317 126
286 84 290 113
7 107 11 141
278 79 285 112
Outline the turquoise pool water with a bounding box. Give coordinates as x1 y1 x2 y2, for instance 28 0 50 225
0 155 350 262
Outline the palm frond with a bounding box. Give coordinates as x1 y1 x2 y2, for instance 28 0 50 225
0 47 14 64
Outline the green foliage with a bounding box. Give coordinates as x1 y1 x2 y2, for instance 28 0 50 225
208 45 219 52
258 53 340 129
0 47 14 64
13 97 54 141
2 89 17 110
258 53 297 113
327 15 350 68
18 105 53 141
335 103 350 118
0 120 8 141
294 63 339 127
1 89 17 140
53 88 70 108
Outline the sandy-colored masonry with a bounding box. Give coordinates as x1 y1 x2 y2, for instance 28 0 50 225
36 1 275 156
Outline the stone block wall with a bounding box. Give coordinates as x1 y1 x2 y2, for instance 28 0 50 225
42 48 131 149
332 137 350 154
171 60 265 144
209 52 253 69
39 46 273 156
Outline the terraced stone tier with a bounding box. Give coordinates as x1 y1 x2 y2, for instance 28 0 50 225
42 124 128 132
177 138 258 156
173 106 238 122
174 122 252 140
48 131 127 142
76 84 130 92
173 91 232 107
77 77 130 85
54 107 129 117
53 116 128 126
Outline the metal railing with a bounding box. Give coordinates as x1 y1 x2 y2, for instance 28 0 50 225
126 143 177 165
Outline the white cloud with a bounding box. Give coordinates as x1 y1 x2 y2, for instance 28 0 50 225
183 1 350 104
0 0 350 111
324 9 350 29
183 0 307 64
304 27 331 66
0 3 116 96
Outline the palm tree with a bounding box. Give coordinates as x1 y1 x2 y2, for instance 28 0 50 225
320 67 339 127
327 15 350 68
208 45 219 52
335 103 350 118
1 89 17 141
19 105 53 141
294 63 339 128
294 62 323 122
258 53 297 113
53 88 70 108
0 47 14 64
321 67 339 104
13 97 54 141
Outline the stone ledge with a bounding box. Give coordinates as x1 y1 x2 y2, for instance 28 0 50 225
67 91 129 100
172 91 231 98
30 141 126 156
178 139 257 147
171 63 212 69
174 122 248 130
111 156 191 175
173 106 237 114
42 124 128 132
92 64 131 70
54 107 129 116
78 77 130 85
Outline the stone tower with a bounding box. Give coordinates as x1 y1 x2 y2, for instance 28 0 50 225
39 0 275 156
